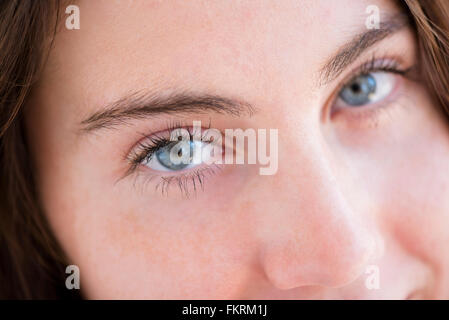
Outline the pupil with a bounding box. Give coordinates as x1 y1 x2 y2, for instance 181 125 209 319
351 83 361 93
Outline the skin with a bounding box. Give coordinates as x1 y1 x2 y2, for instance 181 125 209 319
25 0 449 299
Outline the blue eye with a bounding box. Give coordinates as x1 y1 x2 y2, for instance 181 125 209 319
142 139 207 172
337 71 395 107
339 74 376 106
155 140 195 171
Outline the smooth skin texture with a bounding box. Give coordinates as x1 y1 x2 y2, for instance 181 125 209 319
25 0 449 298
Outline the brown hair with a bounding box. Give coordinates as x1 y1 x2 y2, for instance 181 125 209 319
404 0 449 118
0 0 79 299
0 0 448 299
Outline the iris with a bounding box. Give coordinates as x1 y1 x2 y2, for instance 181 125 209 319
155 140 195 170
339 74 377 106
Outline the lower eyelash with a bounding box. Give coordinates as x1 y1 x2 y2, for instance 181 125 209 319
158 165 221 197
328 55 416 127
135 164 223 198
332 88 408 129
121 119 221 198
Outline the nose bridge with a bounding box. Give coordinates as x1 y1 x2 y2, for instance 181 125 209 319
259 138 379 290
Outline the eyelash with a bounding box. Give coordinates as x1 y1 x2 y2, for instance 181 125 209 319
126 56 414 197
350 55 408 78
153 165 222 197
330 55 413 120
126 120 222 197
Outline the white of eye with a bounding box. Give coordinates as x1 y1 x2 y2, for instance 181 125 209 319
367 71 396 103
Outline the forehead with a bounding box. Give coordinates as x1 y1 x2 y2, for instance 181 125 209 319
42 0 399 114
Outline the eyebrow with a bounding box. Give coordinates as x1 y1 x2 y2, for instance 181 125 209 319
319 14 410 85
81 14 409 133
80 92 255 133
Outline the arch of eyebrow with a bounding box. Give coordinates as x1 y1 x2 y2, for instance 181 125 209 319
318 13 410 86
80 91 255 133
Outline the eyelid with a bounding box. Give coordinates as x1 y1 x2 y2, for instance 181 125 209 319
321 55 410 121
336 56 407 93
124 120 206 162
125 121 222 174
334 77 414 134
118 121 227 197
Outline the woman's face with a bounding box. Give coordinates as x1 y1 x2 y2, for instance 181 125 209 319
25 0 449 299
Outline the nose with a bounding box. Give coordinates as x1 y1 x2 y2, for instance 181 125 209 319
258 137 381 290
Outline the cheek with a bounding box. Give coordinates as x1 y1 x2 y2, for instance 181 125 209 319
363 108 449 272
330 84 449 283
40 157 257 299
383 124 449 269
76 205 256 299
